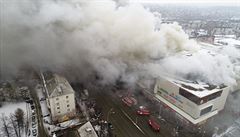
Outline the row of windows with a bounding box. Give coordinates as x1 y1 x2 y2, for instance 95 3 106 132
179 88 222 105
56 100 69 106
58 108 71 113
56 95 69 101
56 104 70 109
200 105 213 116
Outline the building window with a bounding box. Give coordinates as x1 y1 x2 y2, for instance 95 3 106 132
66 100 69 103
56 103 59 106
200 105 213 116
56 98 59 101
67 104 70 107
180 88 222 105
58 111 61 113
207 90 222 101
57 107 60 109
67 108 70 111
66 96 69 99
179 88 201 105
199 90 223 104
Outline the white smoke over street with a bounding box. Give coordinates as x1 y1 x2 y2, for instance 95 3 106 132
0 0 237 86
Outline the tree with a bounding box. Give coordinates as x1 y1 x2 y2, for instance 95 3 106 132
9 114 19 137
14 108 25 137
0 113 10 137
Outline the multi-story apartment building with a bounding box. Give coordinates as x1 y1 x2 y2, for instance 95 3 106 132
42 73 76 123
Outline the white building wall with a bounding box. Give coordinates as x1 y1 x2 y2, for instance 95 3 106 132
155 79 200 118
49 93 76 122
155 79 229 121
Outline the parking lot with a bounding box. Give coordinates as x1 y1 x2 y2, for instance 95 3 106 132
26 98 38 137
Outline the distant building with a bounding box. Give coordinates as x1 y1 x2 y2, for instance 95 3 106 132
154 77 229 125
136 48 231 125
78 121 98 137
197 29 208 37
213 35 240 48
213 27 235 36
43 73 76 123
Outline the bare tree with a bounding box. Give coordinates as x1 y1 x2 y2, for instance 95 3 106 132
9 114 19 137
24 114 29 136
14 108 25 137
1 113 10 137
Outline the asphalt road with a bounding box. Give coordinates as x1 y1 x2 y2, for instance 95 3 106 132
88 85 205 137
94 92 147 137
89 85 167 137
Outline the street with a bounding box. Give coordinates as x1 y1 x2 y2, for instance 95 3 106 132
88 84 166 137
87 84 206 137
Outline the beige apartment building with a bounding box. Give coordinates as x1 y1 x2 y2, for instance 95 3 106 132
43 73 76 123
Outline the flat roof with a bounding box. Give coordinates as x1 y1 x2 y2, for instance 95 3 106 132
78 122 98 137
166 77 227 98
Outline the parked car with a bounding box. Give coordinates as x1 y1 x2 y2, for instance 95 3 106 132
28 129 31 136
32 129 37 136
108 123 114 130
32 115 36 122
137 106 150 115
43 114 50 117
26 99 33 104
32 111 36 116
40 98 45 101
31 105 35 110
148 119 160 132
32 122 37 128
29 101 34 105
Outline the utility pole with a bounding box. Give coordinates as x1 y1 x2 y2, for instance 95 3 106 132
158 105 162 119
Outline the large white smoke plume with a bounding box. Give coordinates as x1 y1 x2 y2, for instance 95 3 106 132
0 0 237 86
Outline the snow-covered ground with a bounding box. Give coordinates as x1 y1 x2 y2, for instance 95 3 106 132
0 102 27 116
0 102 28 137
36 86 49 118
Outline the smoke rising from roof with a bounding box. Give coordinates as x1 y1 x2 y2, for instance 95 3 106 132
0 0 237 86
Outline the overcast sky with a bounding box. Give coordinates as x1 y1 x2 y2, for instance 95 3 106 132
129 0 240 5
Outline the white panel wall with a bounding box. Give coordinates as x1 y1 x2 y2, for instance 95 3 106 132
49 93 76 122
155 79 229 119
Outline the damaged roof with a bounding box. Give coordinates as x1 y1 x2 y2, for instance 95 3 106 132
166 77 227 98
44 73 74 98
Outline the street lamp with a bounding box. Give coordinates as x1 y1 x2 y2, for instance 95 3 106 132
107 108 113 121
158 105 162 119
135 116 138 124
